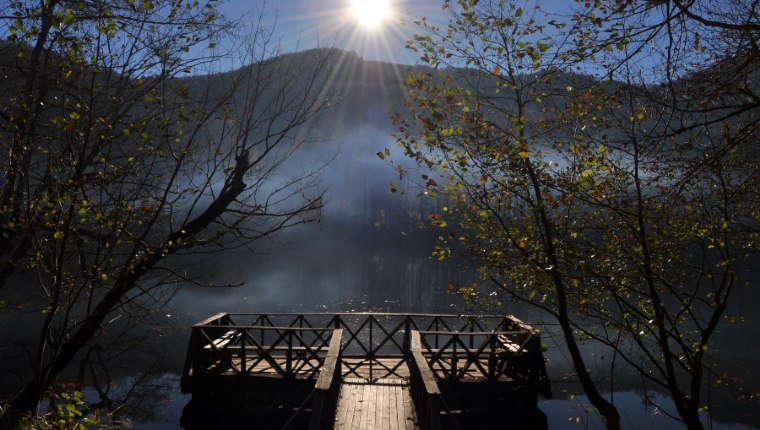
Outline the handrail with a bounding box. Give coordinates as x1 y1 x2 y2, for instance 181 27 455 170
223 312 513 318
408 331 452 430
181 324 336 392
416 329 551 398
410 331 441 396
308 328 343 430
182 313 549 396
279 329 342 430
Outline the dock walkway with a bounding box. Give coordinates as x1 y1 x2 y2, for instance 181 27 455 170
334 378 417 430
180 313 551 429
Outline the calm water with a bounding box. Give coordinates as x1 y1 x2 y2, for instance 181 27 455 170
89 274 760 429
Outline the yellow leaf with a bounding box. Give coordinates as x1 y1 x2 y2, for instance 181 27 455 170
53 231 64 240
518 151 530 159
69 112 81 120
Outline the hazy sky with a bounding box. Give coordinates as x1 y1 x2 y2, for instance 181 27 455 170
218 0 449 65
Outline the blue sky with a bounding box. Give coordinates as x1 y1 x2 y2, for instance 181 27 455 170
217 0 449 65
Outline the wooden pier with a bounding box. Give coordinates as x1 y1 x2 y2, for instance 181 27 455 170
179 313 551 430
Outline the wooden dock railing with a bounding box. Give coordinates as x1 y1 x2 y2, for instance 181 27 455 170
280 328 344 430
408 331 463 430
417 326 550 396
181 314 338 392
309 328 343 430
181 313 551 428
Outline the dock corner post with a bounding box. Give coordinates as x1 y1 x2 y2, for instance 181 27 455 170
487 334 496 380
181 328 200 392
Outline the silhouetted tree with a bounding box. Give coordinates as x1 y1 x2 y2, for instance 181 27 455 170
0 0 339 420
394 1 759 429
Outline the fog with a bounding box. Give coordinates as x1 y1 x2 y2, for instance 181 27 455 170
168 118 473 320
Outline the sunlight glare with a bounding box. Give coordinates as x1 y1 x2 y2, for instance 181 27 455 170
348 0 392 29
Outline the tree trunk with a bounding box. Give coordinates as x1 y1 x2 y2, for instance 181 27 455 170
8 159 250 414
557 316 621 430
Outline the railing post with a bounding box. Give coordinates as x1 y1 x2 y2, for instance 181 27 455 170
369 316 374 357
181 328 199 393
286 330 293 377
488 334 496 380
434 318 440 350
369 316 374 381
451 335 457 380
240 327 246 375
403 316 411 358
469 323 474 349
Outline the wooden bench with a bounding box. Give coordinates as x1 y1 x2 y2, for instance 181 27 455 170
203 330 240 350
494 334 523 356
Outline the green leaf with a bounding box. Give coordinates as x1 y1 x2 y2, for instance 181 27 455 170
62 9 75 26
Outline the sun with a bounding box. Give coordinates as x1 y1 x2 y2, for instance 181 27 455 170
348 0 392 30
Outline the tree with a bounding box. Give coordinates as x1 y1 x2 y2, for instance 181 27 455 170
0 0 339 420
394 1 759 429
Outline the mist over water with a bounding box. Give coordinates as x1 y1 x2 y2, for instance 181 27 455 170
169 120 472 320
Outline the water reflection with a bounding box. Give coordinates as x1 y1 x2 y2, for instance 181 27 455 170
180 379 314 430
541 391 758 430
104 374 758 429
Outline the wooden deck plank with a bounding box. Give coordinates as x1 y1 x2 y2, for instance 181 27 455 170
388 384 398 430
335 379 418 430
376 382 383 430
334 380 351 429
380 383 389 430
405 383 418 430
345 382 359 430
359 380 370 430
395 384 406 430
367 379 377 429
